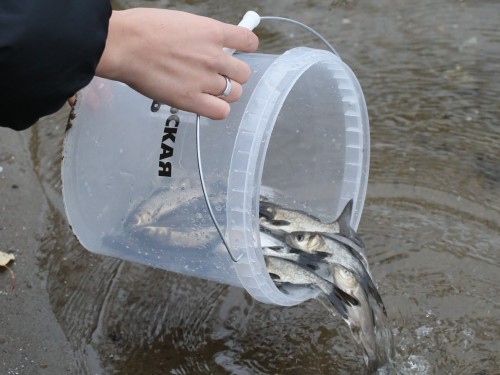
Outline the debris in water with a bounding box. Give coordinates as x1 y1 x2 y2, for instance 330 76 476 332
0 251 16 294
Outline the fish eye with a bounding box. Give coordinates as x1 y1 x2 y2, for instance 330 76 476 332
296 233 305 242
340 268 352 278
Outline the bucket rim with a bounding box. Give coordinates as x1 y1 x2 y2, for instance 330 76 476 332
227 47 359 305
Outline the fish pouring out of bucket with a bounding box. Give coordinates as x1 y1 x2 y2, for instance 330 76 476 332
259 198 395 371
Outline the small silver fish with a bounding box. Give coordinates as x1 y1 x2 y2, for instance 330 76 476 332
260 199 366 256
133 225 216 248
126 185 202 230
285 230 383 310
285 230 369 270
260 200 339 234
262 244 334 282
264 255 358 319
120 183 227 249
333 265 394 370
286 232 394 369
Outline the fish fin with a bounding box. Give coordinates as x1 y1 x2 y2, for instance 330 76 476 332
326 289 358 319
268 272 281 281
313 250 331 257
289 247 327 258
276 282 319 296
272 282 293 295
259 201 276 220
259 227 287 243
335 286 359 307
324 284 360 320
336 199 354 236
336 200 365 248
305 263 319 271
368 281 387 313
266 246 285 251
359 275 386 313
288 249 330 266
325 290 348 319
270 219 291 227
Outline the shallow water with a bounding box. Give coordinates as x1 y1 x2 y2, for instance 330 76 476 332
30 0 499 373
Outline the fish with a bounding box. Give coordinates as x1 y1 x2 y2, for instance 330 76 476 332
111 183 227 250
264 255 359 319
261 232 336 282
125 184 202 230
285 230 383 310
262 245 334 280
260 200 340 235
132 225 216 248
332 264 393 371
259 199 366 256
116 184 286 251
285 231 394 369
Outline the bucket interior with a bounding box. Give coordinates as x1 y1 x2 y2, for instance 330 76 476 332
228 47 369 305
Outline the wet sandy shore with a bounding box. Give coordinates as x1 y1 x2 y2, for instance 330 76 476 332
0 119 77 374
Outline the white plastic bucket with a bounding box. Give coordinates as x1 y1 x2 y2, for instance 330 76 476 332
62 47 370 306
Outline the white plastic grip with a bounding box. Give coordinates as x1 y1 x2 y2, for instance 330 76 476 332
238 11 261 30
223 11 261 56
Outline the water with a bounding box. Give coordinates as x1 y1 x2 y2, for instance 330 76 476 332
28 0 499 373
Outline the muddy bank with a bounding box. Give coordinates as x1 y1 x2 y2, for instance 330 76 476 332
0 124 77 374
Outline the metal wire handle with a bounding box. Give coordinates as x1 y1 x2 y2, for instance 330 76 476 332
195 113 242 262
195 16 339 263
259 16 340 57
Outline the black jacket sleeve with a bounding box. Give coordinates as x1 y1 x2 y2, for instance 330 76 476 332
0 0 112 130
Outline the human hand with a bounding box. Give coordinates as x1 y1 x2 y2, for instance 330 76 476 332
68 95 76 107
96 9 259 120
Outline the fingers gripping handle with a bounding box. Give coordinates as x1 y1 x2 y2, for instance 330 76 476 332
223 11 261 56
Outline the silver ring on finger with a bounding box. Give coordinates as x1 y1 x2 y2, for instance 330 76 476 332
218 76 232 97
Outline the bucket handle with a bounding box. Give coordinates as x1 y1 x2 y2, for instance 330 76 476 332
197 12 342 263
259 16 340 57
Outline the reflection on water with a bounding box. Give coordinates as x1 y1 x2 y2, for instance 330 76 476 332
31 0 499 373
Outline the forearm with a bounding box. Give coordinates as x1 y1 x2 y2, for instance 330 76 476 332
0 5 259 130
